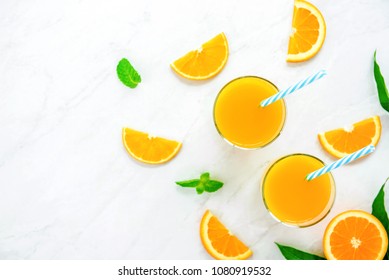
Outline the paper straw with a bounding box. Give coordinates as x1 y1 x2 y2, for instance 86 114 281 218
260 69 327 107
306 145 375 181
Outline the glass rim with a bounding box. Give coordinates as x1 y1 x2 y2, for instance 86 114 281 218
213 75 287 150
261 153 336 228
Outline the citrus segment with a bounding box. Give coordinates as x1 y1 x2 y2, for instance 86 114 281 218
323 210 388 260
318 116 381 158
200 210 252 260
287 0 326 62
122 127 182 164
171 33 228 80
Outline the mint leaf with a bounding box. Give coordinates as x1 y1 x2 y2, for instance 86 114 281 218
374 51 389 112
175 179 200 188
117 58 141 88
371 178 389 259
204 180 224 193
196 184 205 194
200 172 210 182
176 172 224 194
275 243 325 260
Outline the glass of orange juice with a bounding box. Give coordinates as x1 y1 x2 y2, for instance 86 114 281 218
213 76 286 149
262 153 335 227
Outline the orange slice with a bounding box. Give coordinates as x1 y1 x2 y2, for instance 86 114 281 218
318 116 381 158
323 210 388 260
122 127 182 164
200 210 252 260
287 0 326 62
171 33 228 80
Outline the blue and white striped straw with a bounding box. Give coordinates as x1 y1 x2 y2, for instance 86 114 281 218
260 69 327 107
306 145 375 181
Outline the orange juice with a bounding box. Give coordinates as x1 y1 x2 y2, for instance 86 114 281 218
214 76 286 149
262 154 335 227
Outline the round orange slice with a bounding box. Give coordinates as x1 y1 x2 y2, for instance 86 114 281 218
287 0 326 62
171 33 228 80
122 127 182 164
200 210 252 260
323 210 388 260
318 116 381 158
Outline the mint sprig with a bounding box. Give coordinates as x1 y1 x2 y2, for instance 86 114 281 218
276 178 389 260
374 51 389 113
176 172 224 194
116 58 141 88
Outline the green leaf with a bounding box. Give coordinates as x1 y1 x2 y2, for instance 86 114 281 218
175 179 200 188
374 51 389 112
372 179 389 229
275 243 326 260
200 172 210 182
176 172 224 194
196 184 205 194
204 180 224 193
371 178 389 259
116 58 141 88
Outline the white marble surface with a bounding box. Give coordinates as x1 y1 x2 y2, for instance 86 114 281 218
1 0 389 260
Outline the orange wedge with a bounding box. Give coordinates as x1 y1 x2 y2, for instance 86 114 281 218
171 33 228 80
323 210 388 260
287 0 326 62
318 116 381 158
200 210 252 260
122 127 182 164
